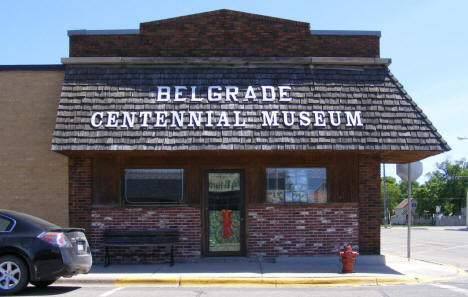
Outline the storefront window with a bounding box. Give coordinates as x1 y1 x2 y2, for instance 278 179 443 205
266 168 327 203
124 169 184 204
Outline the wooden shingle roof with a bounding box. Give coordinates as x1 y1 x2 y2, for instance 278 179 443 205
51 64 449 162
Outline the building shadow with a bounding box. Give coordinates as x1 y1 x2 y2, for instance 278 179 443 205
89 256 403 275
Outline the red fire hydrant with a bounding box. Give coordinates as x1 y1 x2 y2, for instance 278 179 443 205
339 244 359 273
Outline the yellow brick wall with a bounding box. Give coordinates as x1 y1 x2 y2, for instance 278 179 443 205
0 70 68 226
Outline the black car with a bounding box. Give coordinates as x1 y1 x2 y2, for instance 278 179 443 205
0 209 92 295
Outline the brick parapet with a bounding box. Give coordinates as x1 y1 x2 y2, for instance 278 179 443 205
69 10 379 58
358 154 381 254
247 204 359 257
140 9 310 33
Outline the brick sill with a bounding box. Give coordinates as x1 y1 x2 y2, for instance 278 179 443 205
249 202 358 207
91 204 197 208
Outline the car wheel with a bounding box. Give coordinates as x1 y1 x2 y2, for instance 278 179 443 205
0 255 29 295
30 279 57 288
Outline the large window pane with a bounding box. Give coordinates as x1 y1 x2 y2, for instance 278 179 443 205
266 168 327 203
124 169 184 204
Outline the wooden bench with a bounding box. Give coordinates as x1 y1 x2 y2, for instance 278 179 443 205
102 228 179 267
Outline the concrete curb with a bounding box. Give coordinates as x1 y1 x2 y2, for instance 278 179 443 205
57 274 455 287
113 276 429 286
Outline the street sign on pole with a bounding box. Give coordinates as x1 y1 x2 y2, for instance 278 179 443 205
396 161 423 261
383 164 388 228
397 162 423 182
407 165 412 261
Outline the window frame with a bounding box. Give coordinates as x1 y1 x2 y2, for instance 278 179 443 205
264 167 328 204
122 167 186 206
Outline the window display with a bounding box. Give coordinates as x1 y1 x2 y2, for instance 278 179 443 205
266 168 327 204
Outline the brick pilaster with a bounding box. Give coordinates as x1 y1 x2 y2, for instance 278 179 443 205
358 154 381 254
68 156 93 238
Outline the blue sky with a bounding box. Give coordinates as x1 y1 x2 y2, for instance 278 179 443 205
1 0 467 182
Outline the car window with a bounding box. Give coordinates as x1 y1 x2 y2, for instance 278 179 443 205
0 216 13 231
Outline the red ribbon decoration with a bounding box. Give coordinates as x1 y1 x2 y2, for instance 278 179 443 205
221 209 234 237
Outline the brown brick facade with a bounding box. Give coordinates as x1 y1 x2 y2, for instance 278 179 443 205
358 154 381 254
86 204 357 263
70 9 379 58
66 154 375 263
247 205 358 257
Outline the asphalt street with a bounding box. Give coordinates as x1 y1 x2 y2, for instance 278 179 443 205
15 281 468 297
14 226 468 296
381 226 468 271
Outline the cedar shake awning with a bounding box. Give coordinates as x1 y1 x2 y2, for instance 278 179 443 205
51 62 449 163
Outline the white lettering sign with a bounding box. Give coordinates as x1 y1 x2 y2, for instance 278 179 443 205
90 112 103 127
345 111 363 127
89 85 365 130
174 86 187 102
157 86 170 102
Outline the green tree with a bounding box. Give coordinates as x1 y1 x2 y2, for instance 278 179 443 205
381 176 403 218
437 160 468 214
414 159 468 216
414 177 442 216
398 181 420 200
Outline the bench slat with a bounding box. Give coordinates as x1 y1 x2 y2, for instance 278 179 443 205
104 229 179 236
103 243 172 247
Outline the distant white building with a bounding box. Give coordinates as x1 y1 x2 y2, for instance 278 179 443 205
391 199 466 226
391 198 417 225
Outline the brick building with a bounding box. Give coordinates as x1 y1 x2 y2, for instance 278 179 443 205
0 66 68 226
2 10 449 263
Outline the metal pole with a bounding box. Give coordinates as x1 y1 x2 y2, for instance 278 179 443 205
407 164 412 261
383 164 388 228
466 190 468 228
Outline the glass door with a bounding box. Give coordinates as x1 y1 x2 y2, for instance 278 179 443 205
204 170 245 256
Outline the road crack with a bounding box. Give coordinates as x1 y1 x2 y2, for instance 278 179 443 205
194 289 207 297
377 288 391 297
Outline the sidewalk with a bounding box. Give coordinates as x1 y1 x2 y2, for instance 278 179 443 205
57 254 467 287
